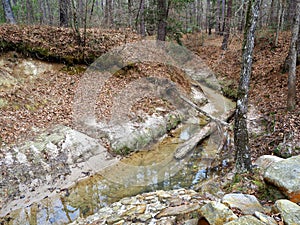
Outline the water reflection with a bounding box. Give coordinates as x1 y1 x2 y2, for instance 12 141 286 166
0 117 230 225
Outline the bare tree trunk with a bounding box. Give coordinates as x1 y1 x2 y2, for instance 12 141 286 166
268 0 277 27
104 0 112 27
71 0 82 44
140 0 145 36
196 0 202 30
2 0 16 24
221 0 225 34
234 0 261 173
275 0 282 46
60 0 70 27
157 0 169 41
285 0 296 28
26 0 34 24
216 0 221 35
128 0 132 27
222 0 232 50
287 0 300 111
38 0 46 24
280 0 286 30
206 0 212 35
89 0 96 22
45 0 53 25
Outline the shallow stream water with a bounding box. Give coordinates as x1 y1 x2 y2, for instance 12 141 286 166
1 135 229 225
0 55 235 225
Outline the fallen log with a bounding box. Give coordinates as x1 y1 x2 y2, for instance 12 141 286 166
174 109 235 160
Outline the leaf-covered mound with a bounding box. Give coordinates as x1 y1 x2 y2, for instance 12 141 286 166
0 24 141 64
185 31 300 159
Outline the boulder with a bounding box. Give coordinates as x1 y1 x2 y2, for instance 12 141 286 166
274 199 300 225
222 193 265 215
200 201 238 224
264 155 300 202
254 155 284 173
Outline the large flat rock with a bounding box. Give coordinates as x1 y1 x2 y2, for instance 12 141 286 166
264 155 300 202
0 125 118 217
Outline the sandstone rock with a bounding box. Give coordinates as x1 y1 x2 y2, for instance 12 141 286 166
136 213 152 222
264 155 300 202
222 193 265 214
122 204 147 217
106 215 123 224
254 155 284 172
254 211 277 225
274 199 300 225
155 216 176 225
224 215 266 225
155 203 200 219
200 201 238 225
183 218 200 225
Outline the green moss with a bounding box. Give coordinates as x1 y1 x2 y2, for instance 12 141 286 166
61 65 87 75
219 79 238 100
114 146 132 156
166 114 182 131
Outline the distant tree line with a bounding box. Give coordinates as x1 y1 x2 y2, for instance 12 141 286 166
0 0 297 39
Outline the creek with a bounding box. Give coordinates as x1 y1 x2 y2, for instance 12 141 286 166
0 55 235 225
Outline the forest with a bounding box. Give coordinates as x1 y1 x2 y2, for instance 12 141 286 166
0 0 300 224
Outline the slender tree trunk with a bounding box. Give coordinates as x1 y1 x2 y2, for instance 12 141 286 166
157 0 169 41
206 0 212 35
45 0 53 25
128 0 132 27
234 0 261 173
268 0 277 27
71 0 82 44
60 0 69 27
237 0 246 32
280 0 286 30
140 0 145 36
38 0 46 24
196 0 202 30
221 0 225 34
285 0 295 28
26 0 34 24
275 0 282 46
287 0 300 111
2 0 16 24
216 0 221 35
104 0 112 27
222 0 232 50
89 0 96 22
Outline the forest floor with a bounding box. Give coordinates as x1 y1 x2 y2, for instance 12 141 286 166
184 30 300 160
0 25 299 161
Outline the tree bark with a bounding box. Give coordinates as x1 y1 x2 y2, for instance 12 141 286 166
234 0 261 173
128 0 132 27
2 0 16 24
206 0 212 35
104 0 112 27
157 0 169 41
140 0 145 36
60 0 69 27
221 0 226 34
222 0 233 50
216 0 221 35
287 0 300 111
275 0 282 46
